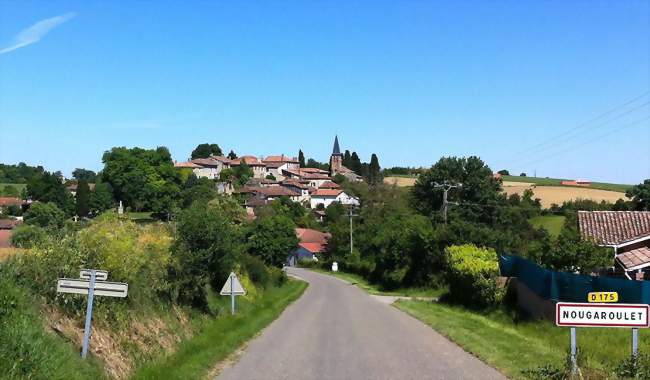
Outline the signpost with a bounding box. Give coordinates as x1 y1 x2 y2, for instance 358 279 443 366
56 269 128 358
556 299 650 374
220 272 246 315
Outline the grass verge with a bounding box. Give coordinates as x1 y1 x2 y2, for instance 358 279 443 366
395 300 648 379
308 268 445 298
131 279 307 380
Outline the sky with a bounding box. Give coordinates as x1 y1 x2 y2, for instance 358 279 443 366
0 1 648 184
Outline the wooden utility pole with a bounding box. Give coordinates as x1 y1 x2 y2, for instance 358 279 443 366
348 207 358 254
433 182 462 224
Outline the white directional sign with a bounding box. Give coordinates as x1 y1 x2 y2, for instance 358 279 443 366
80 269 108 281
556 302 650 328
57 278 128 298
220 272 246 296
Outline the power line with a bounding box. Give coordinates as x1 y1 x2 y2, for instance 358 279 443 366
517 113 650 168
511 90 650 159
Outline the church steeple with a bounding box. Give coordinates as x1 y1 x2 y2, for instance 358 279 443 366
332 135 342 156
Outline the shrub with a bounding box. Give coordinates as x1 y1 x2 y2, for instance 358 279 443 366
242 254 269 287
24 202 66 228
445 244 503 308
10 225 46 248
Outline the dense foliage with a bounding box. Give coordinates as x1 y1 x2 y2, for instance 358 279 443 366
0 162 45 183
27 171 75 215
191 143 223 159
445 244 502 308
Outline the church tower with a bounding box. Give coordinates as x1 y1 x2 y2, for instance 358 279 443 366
329 135 343 177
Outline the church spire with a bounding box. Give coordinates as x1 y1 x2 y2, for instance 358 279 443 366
332 135 342 156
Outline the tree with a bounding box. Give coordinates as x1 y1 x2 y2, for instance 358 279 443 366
627 179 650 211
368 153 381 184
232 163 254 187
191 143 223 159
180 175 217 208
26 171 74 215
350 152 362 175
343 150 352 168
520 172 527 177
72 168 97 182
332 173 347 184
100 146 181 214
298 150 306 168
246 215 298 267
497 169 510 176
24 202 66 228
227 150 238 160
170 202 242 309
89 182 115 215
75 180 90 217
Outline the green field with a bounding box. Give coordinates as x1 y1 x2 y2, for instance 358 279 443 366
395 300 648 379
0 183 26 194
502 175 632 193
132 280 307 380
529 215 566 238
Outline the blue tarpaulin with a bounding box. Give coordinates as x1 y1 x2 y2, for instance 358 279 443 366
499 254 650 304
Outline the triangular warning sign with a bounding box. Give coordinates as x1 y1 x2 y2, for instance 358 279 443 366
220 272 246 296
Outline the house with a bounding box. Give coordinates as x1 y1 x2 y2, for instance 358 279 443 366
561 179 591 187
578 211 650 280
230 156 267 179
0 197 28 215
175 156 231 180
0 218 22 248
66 182 96 196
287 228 331 266
310 189 359 209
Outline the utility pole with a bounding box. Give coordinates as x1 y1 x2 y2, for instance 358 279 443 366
433 182 462 224
348 206 358 254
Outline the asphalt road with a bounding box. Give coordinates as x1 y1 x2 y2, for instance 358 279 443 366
216 268 505 380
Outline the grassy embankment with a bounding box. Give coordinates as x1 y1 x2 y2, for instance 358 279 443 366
0 183 27 193
133 279 307 380
309 267 446 298
502 175 632 193
529 215 566 238
395 300 648 379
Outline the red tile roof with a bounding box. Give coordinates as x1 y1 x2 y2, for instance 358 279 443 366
299 242 327 254
299 168 329 174
190 158 223 167
0 219 21 229
312 189 343 197
578 211 650 246
616 247 650 271
319 181 341 189
231 156 265 166
257 187 301 197
0 197 23 207
296 228 331 244
263 155 299 163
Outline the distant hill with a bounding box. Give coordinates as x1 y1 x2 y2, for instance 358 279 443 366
501 175 632 193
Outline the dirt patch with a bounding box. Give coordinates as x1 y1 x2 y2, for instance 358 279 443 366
384 176 417 187
502 185 627 208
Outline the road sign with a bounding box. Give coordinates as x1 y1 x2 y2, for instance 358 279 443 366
80 269 108 281
57 278 128 298
587 291 618 303
220 272 246 296
556 302 649 328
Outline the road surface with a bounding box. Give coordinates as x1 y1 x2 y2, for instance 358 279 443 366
217 268 505 380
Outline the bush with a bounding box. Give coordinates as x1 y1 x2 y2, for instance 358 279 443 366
445 244 503 308
242 254 269 287
10 224 46 248
24 202 66 228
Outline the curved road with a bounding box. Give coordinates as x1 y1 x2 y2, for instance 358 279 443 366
217 268 505 380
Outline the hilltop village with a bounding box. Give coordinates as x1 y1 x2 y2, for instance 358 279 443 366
174 136 361 218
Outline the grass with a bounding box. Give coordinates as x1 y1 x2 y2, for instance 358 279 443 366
395 300 648 379
309 267 446 298
132 279 307 380
0 183 27 194
126 212 154 222
529 215 565 238
0 274 107 380
502 175 631 193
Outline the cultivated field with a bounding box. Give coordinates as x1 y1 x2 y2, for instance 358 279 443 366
384 176 417 187
502 181 627 208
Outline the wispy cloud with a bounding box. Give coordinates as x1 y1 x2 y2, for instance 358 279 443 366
0 12 75 55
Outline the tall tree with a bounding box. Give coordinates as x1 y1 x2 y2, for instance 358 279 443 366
89 182 115 215
343 150 352 168
627 179 650 211
246 214 298 267
368 153 381 184
298 150 306 167
72 168 97 182
227 150 238 160
191 143 223 159
27 171 75 215
75 180 90 217
350 152 363 175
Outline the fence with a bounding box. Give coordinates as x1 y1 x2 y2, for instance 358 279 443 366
499 254 650 304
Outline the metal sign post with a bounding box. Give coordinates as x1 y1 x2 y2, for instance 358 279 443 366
56 269 128 358
220 272 246 315
570 327 577 375
632 328 639 359
81 270 96 359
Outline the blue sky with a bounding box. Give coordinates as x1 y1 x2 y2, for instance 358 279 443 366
0 1 648 184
